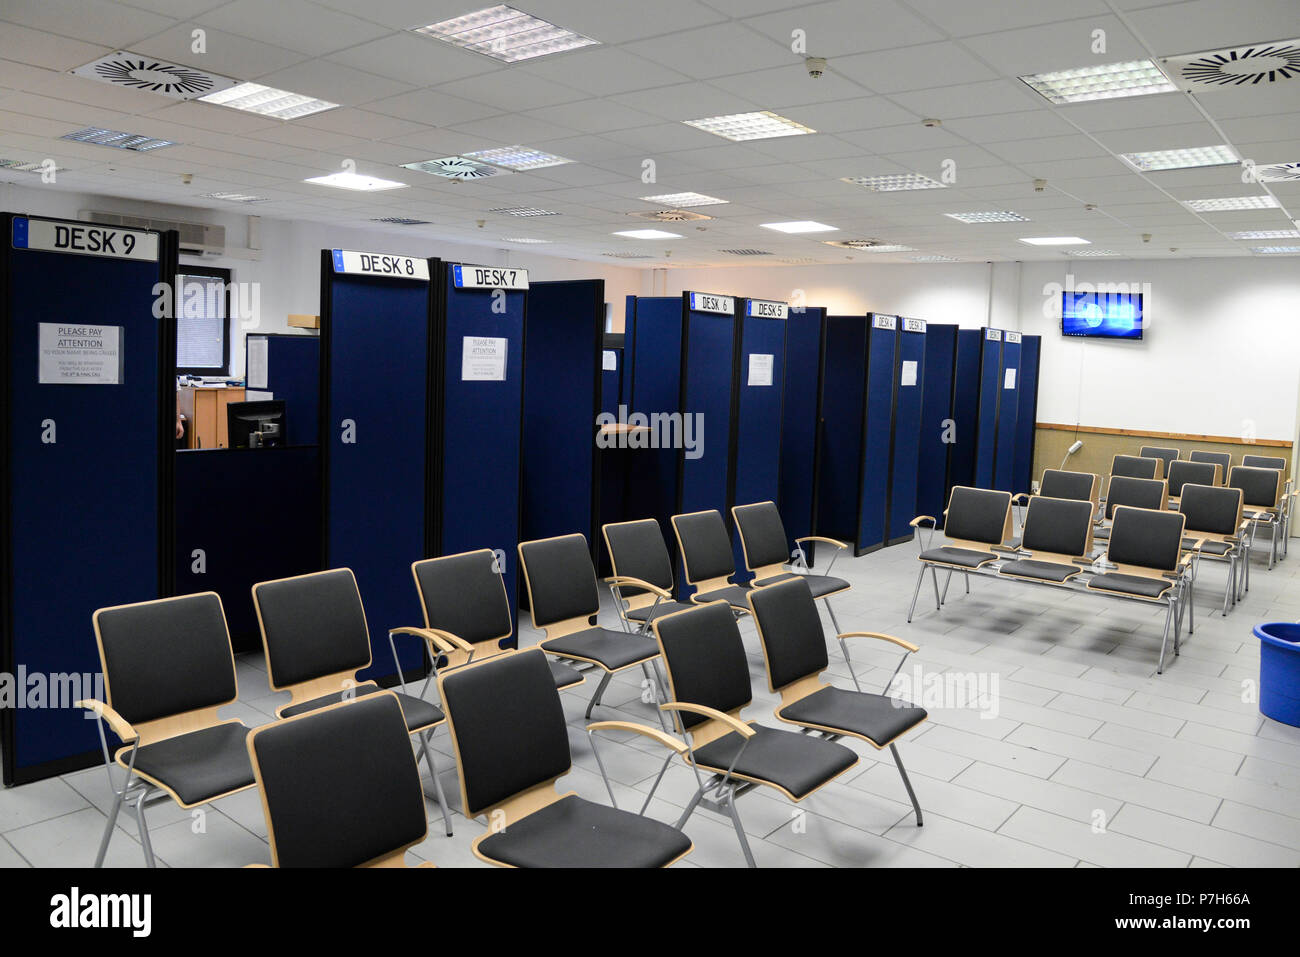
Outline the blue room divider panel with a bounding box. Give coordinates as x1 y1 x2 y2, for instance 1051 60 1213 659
624 296 683 543
2 214 175 784
815 316 867 549
433 263 526 621
246 333 319 446
678 292 736 520
947 328 983 504
522 279 603 556
600 335 623 416
730 298 788 582
1013 334 1041 495
993 332 1023 493
916 323 957 525
321 249 433 684
778 306 825 565
973 328 1003 489
597 336 625 575
885 317 926 546
857 315 898 554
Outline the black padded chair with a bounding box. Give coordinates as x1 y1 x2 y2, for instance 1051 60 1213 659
1230 465 1285 571
1167 460 1221 504
1087 506 1190 673
438 649 693 868
517 533 664 722
1037 469 1100 506
398 549 583 690
79 592 256 868
1178 483 1245 615
732 500 851 629
601 519 696 632
1242 454 1286 470
252 568 454 836
1189 450 1231 484
998 495 1096 586
1240 456 1290 561
651 601 859 867
908 486 1012 621
1095 476 1168 543
1139 446 1180 475
1111 453 1162 480
747 577 926 825
671 509 754 614
248 693 432 868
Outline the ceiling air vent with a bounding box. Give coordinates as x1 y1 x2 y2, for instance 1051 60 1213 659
1163 39 1300 89
720 248 771 256
401 157 510 180
0 158 64 174
371 217 431 225
82 210 225 256
1252 162 1300 182
627 209 712 222
70 52 236 100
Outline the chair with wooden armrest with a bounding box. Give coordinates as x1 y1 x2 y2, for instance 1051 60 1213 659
438 648 693 868
648 600 859 867
601 518 696 633
517 533 665 724
80 592 256 868
1087 506 1188 673
670 509 755 614
252 568 454 836
732 500 851 630
403 549 583 691
1178 484 1245 615
998 495 1096 586
747 577 926 825
1139 446 1180 476
1239 456 1290 561
1230 465 1285 571
1189 450 1231 485
1166 460 1221 507
1039 469 1101 510
907 486 1013 622
1095 476 1168 543
247 693 433 868
1111 453 1162 480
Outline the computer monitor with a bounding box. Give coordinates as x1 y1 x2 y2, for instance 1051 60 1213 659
227 400 286 449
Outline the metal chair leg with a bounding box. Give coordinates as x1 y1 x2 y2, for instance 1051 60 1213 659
890 743 923 826
135 788 157 868
418 731 453 837
940 568 953 604
584 671 614 719
93 780 128 868
906 565 927 623
930 567 942 610
674 786 705 830
1157 600 1174 674
724 786 757 868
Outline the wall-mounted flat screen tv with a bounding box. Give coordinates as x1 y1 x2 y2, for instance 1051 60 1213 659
1061 291 1143 340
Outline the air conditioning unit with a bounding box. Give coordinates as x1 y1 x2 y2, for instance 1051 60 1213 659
81 210 226 256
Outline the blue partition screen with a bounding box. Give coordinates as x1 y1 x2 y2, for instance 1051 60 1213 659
678 297 735 519
916 323 956 523
973 330 1003 489
248 334 319 446
778 306 824 563
885 320 926 545
600 345 622 416
857 317 897 554
816 316 868 546
947 329 983 501
993 334 1022 493
1013 335 1041 495
625 297 683 540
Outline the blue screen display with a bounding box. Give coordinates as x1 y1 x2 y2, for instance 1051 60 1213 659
1062 291 1143 339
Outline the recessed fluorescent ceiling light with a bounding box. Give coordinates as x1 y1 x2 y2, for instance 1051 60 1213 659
684 111 815 141
463 145 571 170
401 157 509 180
1019 60 1176 104
1252 246 1300 254
199 82 337 119
412 5 598 63
202 191 266 203
641 191 728 207
372 217 430 225
613 229 681 239
842 173 944 191
502 237 550 243
61 127 175 151
1227 229 1300 239
911 255 959 262
720 249 771 256
0 158 65 173
855 244 915 253
1119 145 1236 171
1184 195 1280 211
1069 249 1122 256
1019 236 1090 246
603 251 652 258
944 210 1028 223
304 171 407 191
489 206 558 217
761 220 837 234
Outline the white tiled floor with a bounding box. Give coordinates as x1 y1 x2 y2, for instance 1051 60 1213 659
2 529 1298 868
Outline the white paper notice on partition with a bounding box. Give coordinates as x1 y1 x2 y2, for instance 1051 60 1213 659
748 353 774 386
1004 368 1017 390
462 336 507 381
38 322 123 384
901 360 918 387
246 337 269 389
602 350 618 371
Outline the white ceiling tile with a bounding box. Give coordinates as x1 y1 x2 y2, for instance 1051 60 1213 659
622 23 795 80
253 60 414 108
944 109 1080 142
435 71 588 112
959 16 1149 77
903 0 1114 37
1127 0 1300 57
521 0 728 44
833 42 1000 93
196 0 392 57
514 47 691 95
890 79 1043 119
1055 93 1207 132
367 88 503 126
0 0 175 48
326 34 498 87
741 0 943 57
0 23 108 71
131 25 309 81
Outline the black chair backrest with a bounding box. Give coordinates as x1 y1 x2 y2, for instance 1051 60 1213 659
94 592 236 727
1229 465 1282 508
1021 496 1095 558
1111 454 1160 480
518 534 599 628
943 486 1011 546
254 569 370 688
1167 460 1219 498
1139 446 1179 472
654 602 752 730
1038 469 1096 503
440 650 570 816
673 510 736 582
252 694 426 867
1189 450 1231 475
603 519 675 593
413 550 512 647
1105 476 1167 519
749 578 828 691
1107 506 1185 572
733 501 790 570
1242 454 1286 471
1179 484 1242 537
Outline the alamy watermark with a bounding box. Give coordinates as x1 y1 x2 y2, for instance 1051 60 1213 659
597 405 704 460
0 668 104 711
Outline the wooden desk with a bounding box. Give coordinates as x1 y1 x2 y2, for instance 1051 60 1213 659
178 386 246 449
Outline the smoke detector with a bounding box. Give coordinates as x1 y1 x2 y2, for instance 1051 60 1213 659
627 209 713 222
1163 39 1300 90
70 52 236 100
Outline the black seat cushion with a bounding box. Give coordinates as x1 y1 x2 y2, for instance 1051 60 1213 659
626 600 696 621
691 724 857 800
693 584 752 608
281 684 444 730
1088 572 1172 600
999 559 1081 583
752 573 850 599
918 546 997 568
129 722 254 806
779 686 927 748
549 661 584 689
541 628 658 671
477 794 691 868
1183 538 1232 556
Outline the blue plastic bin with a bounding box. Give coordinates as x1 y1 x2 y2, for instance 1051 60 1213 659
1255 622 1300 727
